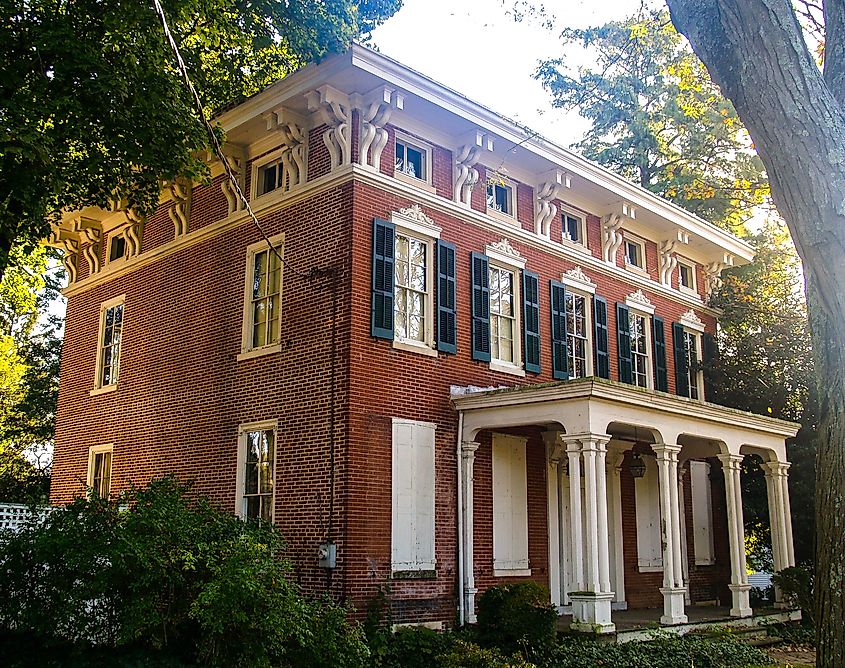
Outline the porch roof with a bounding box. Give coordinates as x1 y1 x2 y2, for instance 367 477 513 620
451 378 800 460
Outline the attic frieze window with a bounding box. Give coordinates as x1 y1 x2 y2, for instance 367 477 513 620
257 158 286 197
625 238 645 269
486 178 515 220
562 210 586 247
395 137 429 182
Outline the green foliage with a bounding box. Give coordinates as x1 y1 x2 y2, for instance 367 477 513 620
542 633 775 668
373 626 456 668
536 9 768 230
773 566 814 624
437 638 536 668
476 582 557 655
0 0 401 275
0 476 369 667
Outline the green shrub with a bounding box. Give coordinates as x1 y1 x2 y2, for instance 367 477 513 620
374 626 455 668
0 476 368 667
476 582 557 655
772 566 814 624
437 638 536 668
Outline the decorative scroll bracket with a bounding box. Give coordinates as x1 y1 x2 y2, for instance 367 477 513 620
350 86 404 170
263 108 308 190
306 85 352 171
169 178 192 237
454 130 493 207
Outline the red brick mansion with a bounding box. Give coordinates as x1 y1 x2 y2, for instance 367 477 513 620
48 45 798 631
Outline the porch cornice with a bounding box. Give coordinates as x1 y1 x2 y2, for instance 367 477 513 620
450 378 800 440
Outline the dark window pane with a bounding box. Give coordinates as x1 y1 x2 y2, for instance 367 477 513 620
262 165 278 194
406 145 424 179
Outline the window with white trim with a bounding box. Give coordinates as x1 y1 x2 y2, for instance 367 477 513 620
565 291 592 379
690 461 716 565
683 329 704 400
678 260 697 294
624 237 645 270
108 234 127 263
94 296 125 390
562 210 586 246
394 232 430 345
492 433 529 575
87 444 113 498
255 155 286 197
392 418 436 572
634 454 663 571
394 136 430 183
237 422 277 522
241 235 283 355
489 265 518 365
486 179 515 218
629 310 651 388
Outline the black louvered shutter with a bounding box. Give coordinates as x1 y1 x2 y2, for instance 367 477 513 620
673 322 689 397
470 252 490 361
523 271 541 373
702 331 718 401
653 316 668 392
371 219 395 339
593 296 610 379
551 280 569 380
436 240 457 354
616 303 633 384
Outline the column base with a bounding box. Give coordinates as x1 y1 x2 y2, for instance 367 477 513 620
569 592 616 634
464 587 478 624
729 584 752 618
659 587 688 625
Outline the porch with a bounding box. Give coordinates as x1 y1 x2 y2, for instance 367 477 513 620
451 378 800 633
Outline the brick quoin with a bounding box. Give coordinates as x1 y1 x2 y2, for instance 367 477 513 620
53 66 742 628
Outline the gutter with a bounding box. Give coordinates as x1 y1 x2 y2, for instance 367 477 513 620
456 409 465 626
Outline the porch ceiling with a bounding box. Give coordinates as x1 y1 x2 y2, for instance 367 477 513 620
451 378 799 460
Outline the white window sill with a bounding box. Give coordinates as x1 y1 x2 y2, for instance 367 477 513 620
394 171 437 194
624 262 650 278
493 567 532 577
237 344 283 362
90 384 118 397
486 208 519 226
694 559 716 566
393 338 438 357
638 564 664 573
489 360 525 377
679 285 701 299
561 238 590 254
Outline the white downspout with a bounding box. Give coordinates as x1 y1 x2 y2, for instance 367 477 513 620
456 410 465 627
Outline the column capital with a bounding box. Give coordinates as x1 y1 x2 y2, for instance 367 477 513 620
562 433 611 452
653 443 683 460
461 440 480 456
762 460 790 477
717 453 744 470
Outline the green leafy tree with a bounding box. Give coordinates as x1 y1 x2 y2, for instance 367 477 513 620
0 0 401 277
535 10 768 230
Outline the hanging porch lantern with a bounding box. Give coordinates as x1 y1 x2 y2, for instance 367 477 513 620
629 452 646 479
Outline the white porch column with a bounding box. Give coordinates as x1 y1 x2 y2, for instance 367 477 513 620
763 460 796 606
719 453 752 617
779 463 796 567
607 452 626 607
565 439 584 592
543 433 563 607
461 440 480 623
654 444 688 625
565 434 615 634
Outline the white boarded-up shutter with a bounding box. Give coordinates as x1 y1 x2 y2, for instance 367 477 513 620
690 461 716 565
492 433 529 573
635 456 663 571
392 418 436 571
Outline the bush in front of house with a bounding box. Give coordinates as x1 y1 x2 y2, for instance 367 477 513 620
476 582 557 655
773 565 814 624
0 476 368 668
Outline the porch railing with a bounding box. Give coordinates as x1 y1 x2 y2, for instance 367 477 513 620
0 503 52 533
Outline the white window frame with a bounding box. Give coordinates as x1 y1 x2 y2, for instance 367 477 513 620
394 132 435 192
561 208 587 250
492 433 530 576
92 294 126 396
87 444 114 498
235 420 278 522
486 175 518 223
391 418 437 573
250 149 287 200
682 329 706 400
107 232 128 264
485 242 526 377
626 293 654 390
238 234 284 361
634 454 663 572
678 259 698 296
391 209 441 357
565 290 593 379
690 461 716 565
623 234 648 277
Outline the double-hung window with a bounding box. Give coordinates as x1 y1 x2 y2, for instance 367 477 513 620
566 292 590 379
629 311 650 388
394 232 429 344
239 235 284 359
673 313 706 399
617 291 665 391
237 422 277 522
555 268 597 380
93 295 125 393
87 444 113 498
489 266 516 364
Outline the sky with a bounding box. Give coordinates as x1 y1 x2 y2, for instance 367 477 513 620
371 0 656 149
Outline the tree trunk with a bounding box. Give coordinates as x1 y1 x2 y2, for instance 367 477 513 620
665 1 845 665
